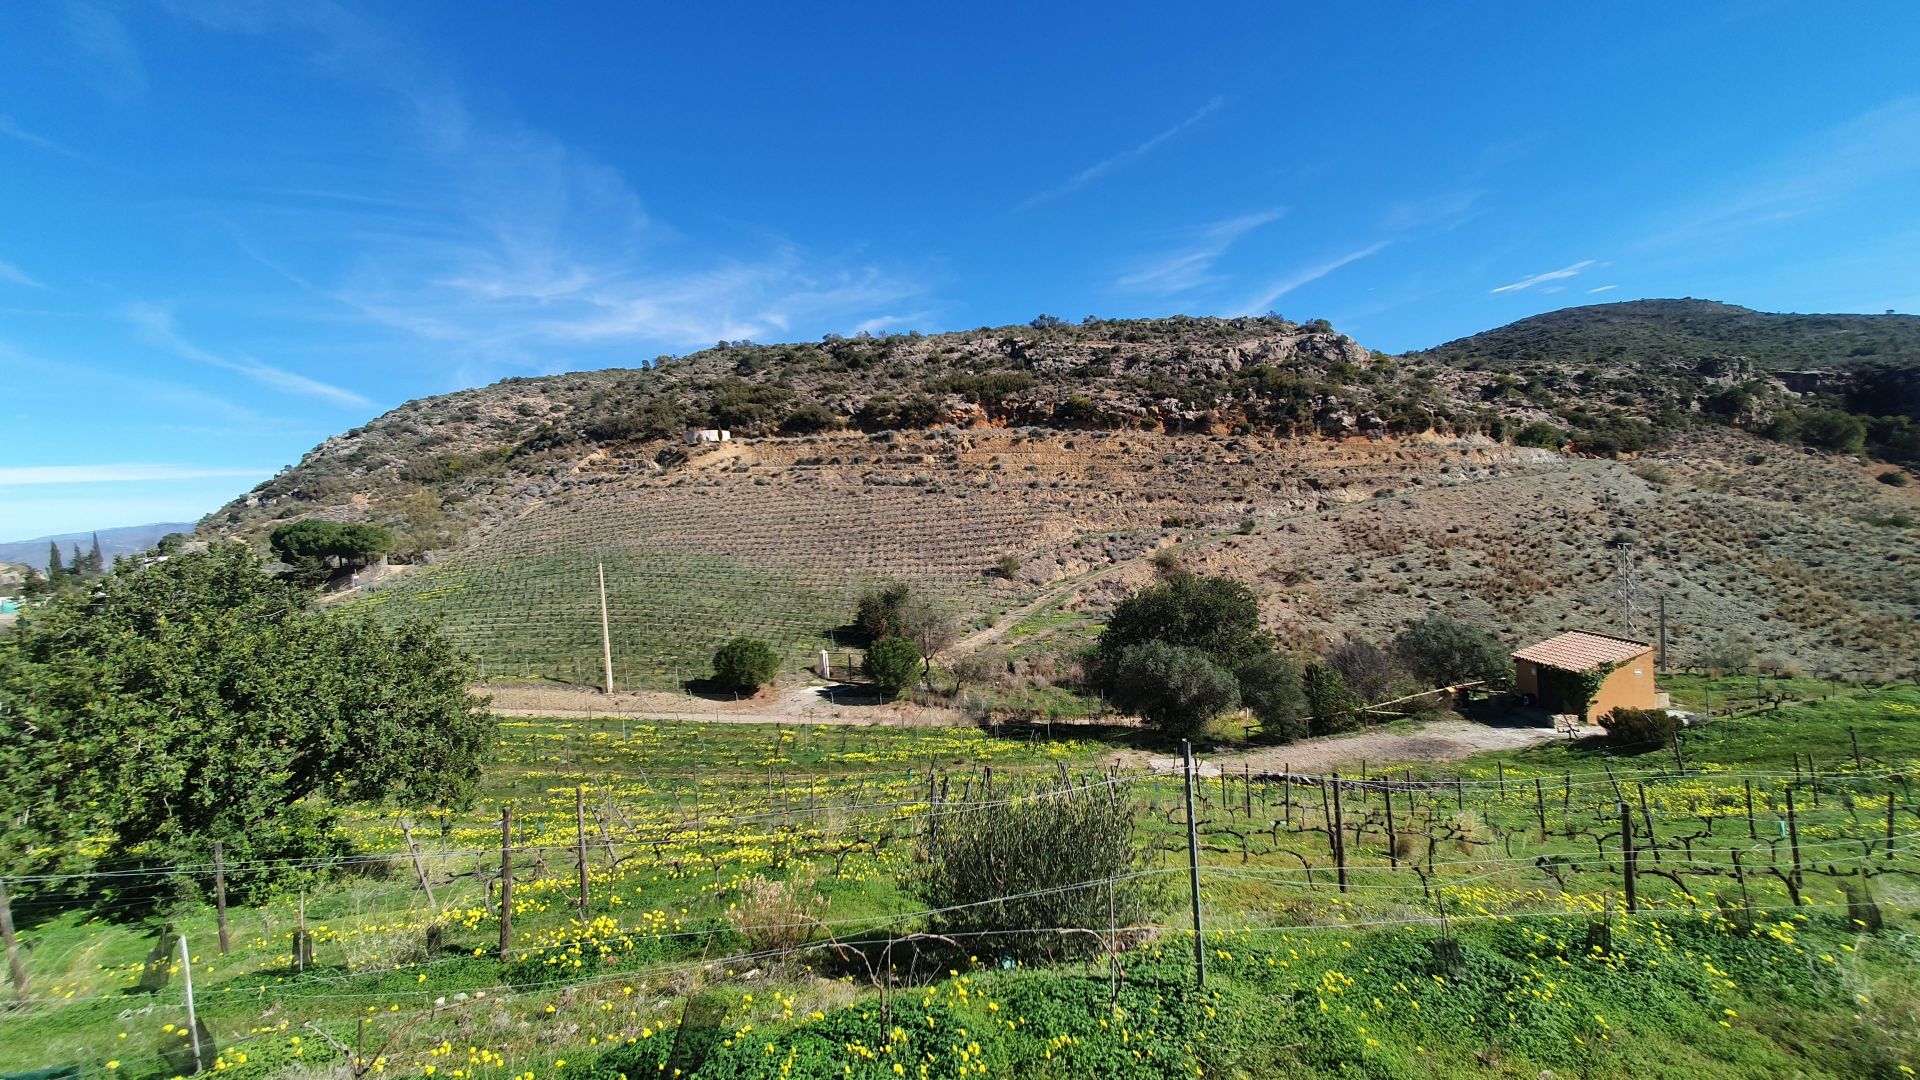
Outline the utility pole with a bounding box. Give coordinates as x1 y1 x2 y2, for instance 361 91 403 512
1181 740 1206 989
597 563 615 695
1657 595 1668 672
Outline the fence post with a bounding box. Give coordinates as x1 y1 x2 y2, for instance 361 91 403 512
178 934 203 1075
1533 778 1547 840
0 881 25 1000
1181 740 1205 989
1618 801 1637 914
499 805 515 961
1889 791 1899 860
1330 772 1349 893
210 841 231 955
1745 779 1757 839
1383 781 1398 869
1785 787 1803 906
576 785 591 921
401 819 438 912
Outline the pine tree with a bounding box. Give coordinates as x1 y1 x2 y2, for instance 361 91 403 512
47 541 64 579
70 545 84 577
88 533 103 575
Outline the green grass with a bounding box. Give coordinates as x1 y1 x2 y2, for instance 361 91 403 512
5 688 1919 1078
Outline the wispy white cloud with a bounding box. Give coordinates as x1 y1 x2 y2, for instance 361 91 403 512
0 464 272 486
0 259 44 289
1117 209 1284 293
0 115 91 162
167 3 927 366
125 303 372 407
1490 259 1595 294
1641 97 1920 250
1020 97 1225 211
62 0 148 102
1587 284 1617 294
1379 190 1484 233
1238 241 1391 316
850 311 933 336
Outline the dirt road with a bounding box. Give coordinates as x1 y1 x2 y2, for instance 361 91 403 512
483 682 968 727
1129 718 1562 776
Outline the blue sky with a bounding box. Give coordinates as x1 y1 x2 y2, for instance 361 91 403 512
4 2 1919 539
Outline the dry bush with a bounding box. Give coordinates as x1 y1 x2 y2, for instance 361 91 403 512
729 872 827 955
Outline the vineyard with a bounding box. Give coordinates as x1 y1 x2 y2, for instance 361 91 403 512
349 431 1572 688
4 685 1918 1078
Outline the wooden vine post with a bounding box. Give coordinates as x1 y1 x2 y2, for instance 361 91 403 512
575 785 591 920
0 880 26 999
1618 801 1637 914
401 819 438 912
212 841 232 955
1181 740 1205 989
498 805 515 961
1330 772 1349 893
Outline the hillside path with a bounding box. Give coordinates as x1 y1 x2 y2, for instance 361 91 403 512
484 682 968 727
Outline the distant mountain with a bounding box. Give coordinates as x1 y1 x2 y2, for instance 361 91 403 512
1413 299 1920 371
0 523 197 572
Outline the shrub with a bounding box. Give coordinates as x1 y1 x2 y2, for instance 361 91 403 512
1513 421 1563 449
1393 615 1512 689
915 781 1145 961
1327 638 1400 703
711 636 780 694
1878 470 1910 487
727 872 825 954
777 402 841 434
1094 572 1271 671
1303 663 1360 735
1235 650 1308 743
1106 641 1240 739
863 636 921 698
1599 706 1680 749
995 552 1022 579
854 580 912 640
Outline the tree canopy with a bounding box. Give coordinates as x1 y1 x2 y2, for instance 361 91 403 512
863 636 922 699
0 543 491 897
1106 641 1240 739
1094 572 1271 670
269 520 395 573
1393 615 1512 689
711 636 781 695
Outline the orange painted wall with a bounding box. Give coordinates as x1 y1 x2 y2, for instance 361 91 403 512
1517 649 1657 721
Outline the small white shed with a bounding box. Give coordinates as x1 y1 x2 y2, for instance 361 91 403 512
685 429 732 445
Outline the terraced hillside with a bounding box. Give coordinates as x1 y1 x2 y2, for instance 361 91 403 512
202 304 1920 690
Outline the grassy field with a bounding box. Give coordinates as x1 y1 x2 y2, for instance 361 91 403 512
3 687 1918 1078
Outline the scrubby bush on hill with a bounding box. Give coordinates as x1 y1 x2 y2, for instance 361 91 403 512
1599 706 1680 749
915 780 1145 961
711 636 781 695
863 637 921 699
1394 615 1513 689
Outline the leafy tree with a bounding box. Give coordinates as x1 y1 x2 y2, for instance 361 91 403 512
915 779 1144 961
863 636 922 699
995 553 1022 579
854 581 913 641
1234 650 1309 743
711 636 781 695
1328 638 1400 703
0 544 492 898
1794 408 1868 453
87 533 103 575
1393 615 1512 689
1513 421 1564 449
269 520 395 578
895 593 957 676
1107 641 1240 739
1303 663 1360 735
1094 572 1271 672
778 402 842 435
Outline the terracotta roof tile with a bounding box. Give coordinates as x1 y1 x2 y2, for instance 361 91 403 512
1511 631 1651 672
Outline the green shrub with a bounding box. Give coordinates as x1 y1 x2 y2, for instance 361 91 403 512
1393 615 1512 689
994 552 1022 579
1878 469 1910 487
1599 706 1681 749
777 402 842 434
915 781 1145 961
1235 649 1309 743
711 636 781 694
863 636 921 698
1513 420 1564 449
1303 662 1360 735
1106 640 1240 738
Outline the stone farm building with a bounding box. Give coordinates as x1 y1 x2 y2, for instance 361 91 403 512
1512 630 1658 722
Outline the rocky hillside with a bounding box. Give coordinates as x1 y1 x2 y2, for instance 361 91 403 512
1414 298 1920 373
195 304 1920 691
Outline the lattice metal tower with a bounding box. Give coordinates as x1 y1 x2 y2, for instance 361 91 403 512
1611 538 1648 639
